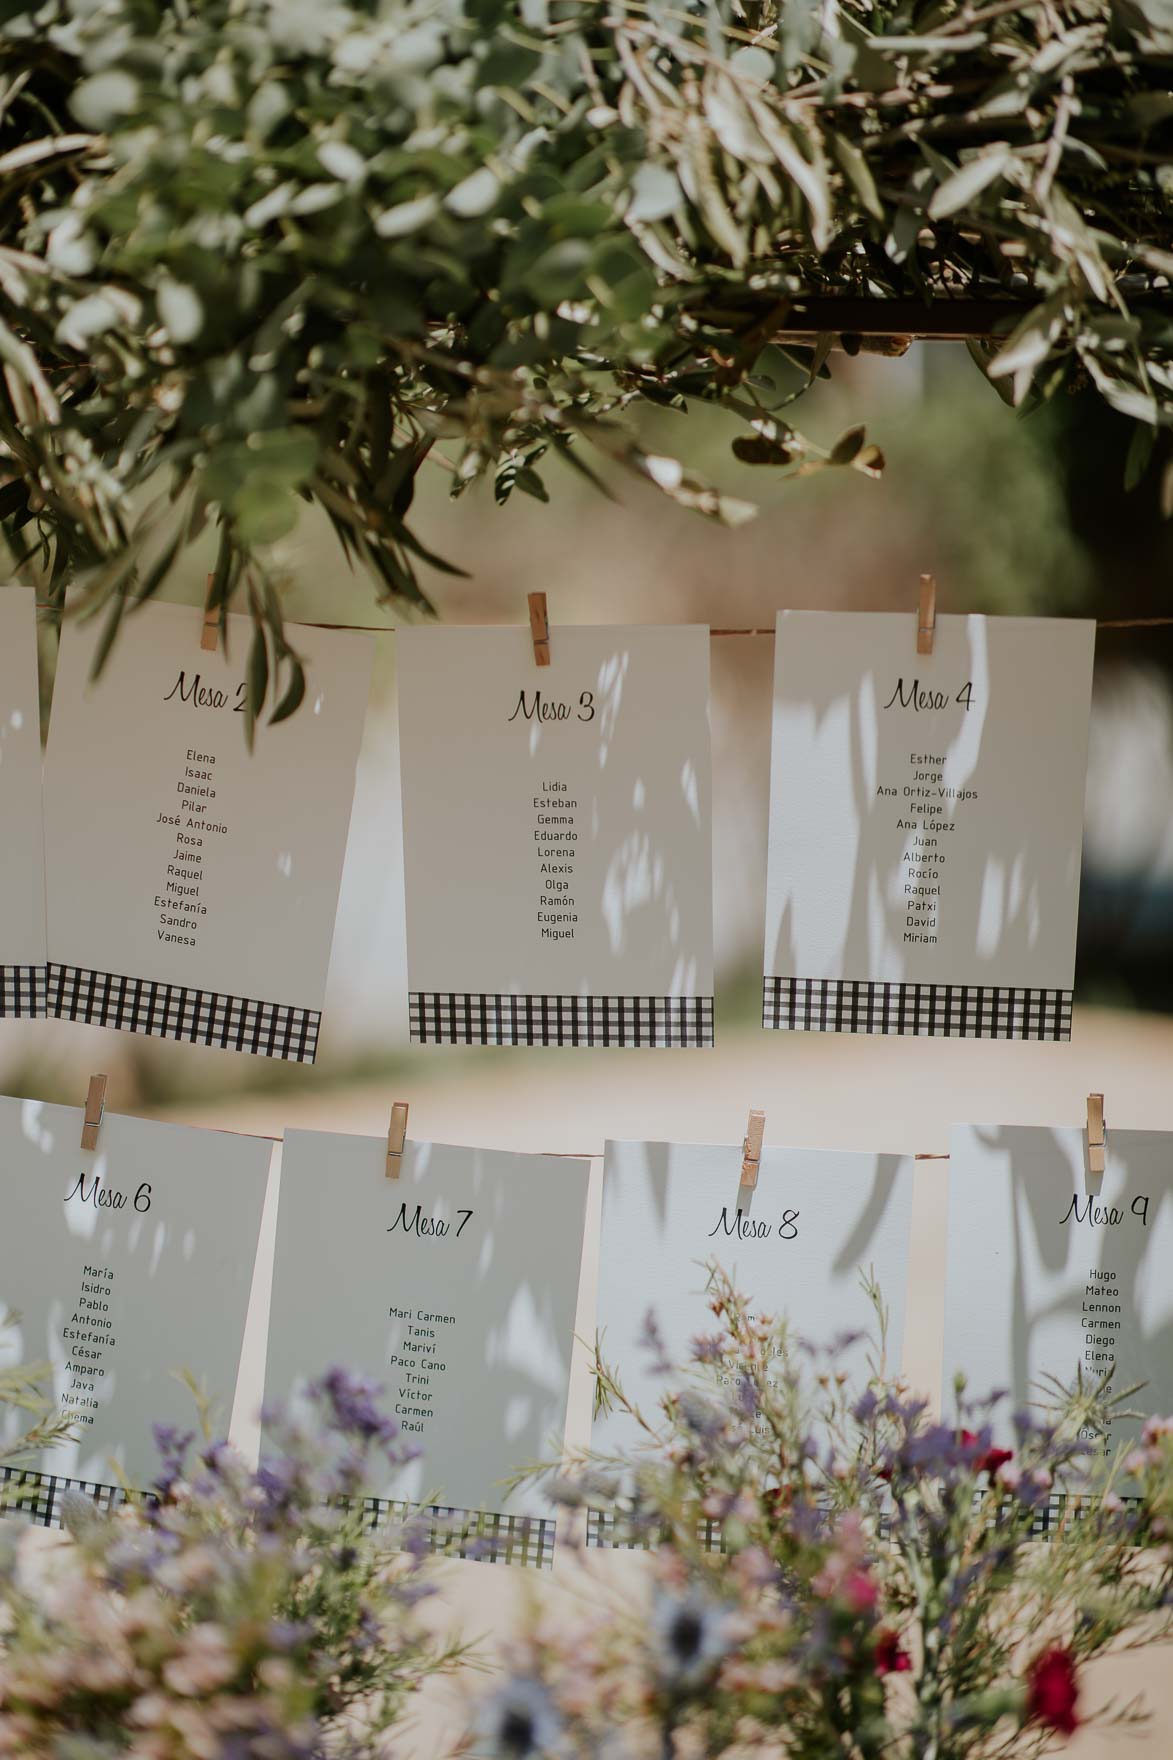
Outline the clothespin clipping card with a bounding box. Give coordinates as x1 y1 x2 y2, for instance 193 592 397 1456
80 1074 108 1152
201 574 220 653
386 1101 409 1180
1087 1092 1106 1177
917 574 936 657
739 1109 766 1198
528 592 550 667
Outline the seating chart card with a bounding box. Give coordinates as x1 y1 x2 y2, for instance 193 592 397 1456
263 1130 590 1563
0 589 47 1016
0 1095 269 1522
763 612 1094 1040
594 1139 915 1462
943 1123 1173 1454
397 625 714 1047
43 603 372 1061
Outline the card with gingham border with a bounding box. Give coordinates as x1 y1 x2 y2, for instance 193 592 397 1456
0 1470 554 1569
763 611 1094 1040
396 625 715 1048
264 1130 589 1560
42 601 372 1061
943 1123 1173 1459
0 1096 270 1489
0 588 47 1013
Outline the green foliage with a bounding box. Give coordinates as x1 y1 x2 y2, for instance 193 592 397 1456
1 0 1171 714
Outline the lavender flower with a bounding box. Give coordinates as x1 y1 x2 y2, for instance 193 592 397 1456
309 1367 401 1445
151 1421 195 1493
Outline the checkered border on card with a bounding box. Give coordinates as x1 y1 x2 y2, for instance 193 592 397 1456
409 991 714 1048
0 1467 150 1528
587 1490 1138 1554
349 1495 555 1569
2 1470 554 1567
762 977 1072 1041
0 963 46 1018
47 964 321 1062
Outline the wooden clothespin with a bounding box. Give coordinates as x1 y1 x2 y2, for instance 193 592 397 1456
739 1109 766 1193
1087 1093 1106 1176
80 1074 108 1152
528 592 550 667
917 574 936 656
385 1101 409 1180
201 575 219 653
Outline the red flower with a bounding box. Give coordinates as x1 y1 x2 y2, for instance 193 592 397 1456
977 1446 1013 1478
841 1569 877 1614
874 1629 911 1677
1026 1647 1080 1736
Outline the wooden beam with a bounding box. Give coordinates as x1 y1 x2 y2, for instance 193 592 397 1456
774 296 1030 340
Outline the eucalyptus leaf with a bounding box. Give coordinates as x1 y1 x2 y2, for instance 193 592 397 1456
3 0 1171 720
928 147 1015 220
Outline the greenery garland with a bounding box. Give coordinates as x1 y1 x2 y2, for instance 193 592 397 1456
2 0 1171 720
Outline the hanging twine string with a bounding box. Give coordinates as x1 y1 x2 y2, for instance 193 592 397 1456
32 608 1173 635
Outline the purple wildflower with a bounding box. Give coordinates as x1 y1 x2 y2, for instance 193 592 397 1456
309 1367 400 1446
151 1422 195 1494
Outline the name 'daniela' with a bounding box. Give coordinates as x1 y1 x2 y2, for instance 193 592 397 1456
708 1205 799 1241
65 1173 152 1212
1060 1192 1149 1228
387 1202 473 1240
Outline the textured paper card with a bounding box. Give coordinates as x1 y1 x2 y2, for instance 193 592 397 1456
0 1095 269 1517
594 1140 915 1463
764 612 1094 1040
0 589 47 1016
943 1124 1173 1453
43 603 372 1060
264 1131 590 1559
397 626 714 1047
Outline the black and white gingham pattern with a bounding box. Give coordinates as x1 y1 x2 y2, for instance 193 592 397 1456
1 1470 554 1567
763 977 1072 1041
586 1509 725 1553
0 963 46 1017
347 1494 555 1568
0 1467 149 1528
47 964 320 1062
587 1491 1140 1554
410 992 714 1048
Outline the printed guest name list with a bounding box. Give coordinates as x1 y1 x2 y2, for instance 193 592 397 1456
264 1131 589 1529
397 626 715 1047
43 602 372 1060
943 1125 1173 1454
763 611 1095 1040
0 1098 269 1490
